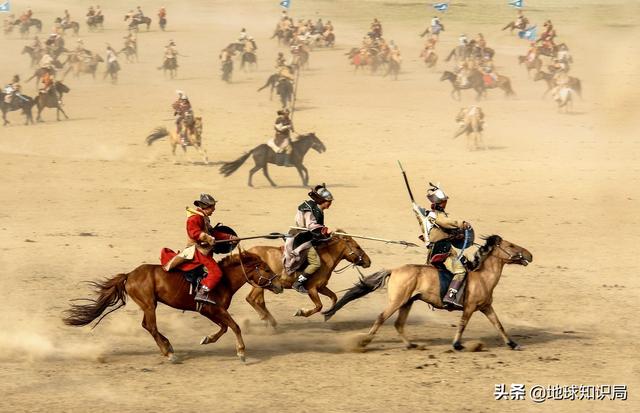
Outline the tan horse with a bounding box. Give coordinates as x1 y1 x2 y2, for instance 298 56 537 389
323 235 532 351
454 106 486 150
145 116 209 164
246 233 371 327
63 53 104 79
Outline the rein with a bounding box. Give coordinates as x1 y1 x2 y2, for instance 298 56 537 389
236 244 277 289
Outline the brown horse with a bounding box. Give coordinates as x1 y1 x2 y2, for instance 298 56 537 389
323 235 532 351
441 70 515 100
246 233 371 327
146 116 209 164
517 55 542 76
63 53 104 79
63 251 283 362
533 70 582 99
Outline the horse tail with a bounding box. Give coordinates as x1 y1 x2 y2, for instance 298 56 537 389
219 149 254 177
323 269 391 321
63 273 129 328
146 127 169 146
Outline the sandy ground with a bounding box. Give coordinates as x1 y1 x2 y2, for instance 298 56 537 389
1 1 639 412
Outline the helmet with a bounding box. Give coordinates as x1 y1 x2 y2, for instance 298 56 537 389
426 182 448 204
309 183 334 202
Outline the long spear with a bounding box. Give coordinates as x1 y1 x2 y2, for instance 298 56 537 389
398 161 424 227
289 227 418 248
214 232 288 244
290 60 301 120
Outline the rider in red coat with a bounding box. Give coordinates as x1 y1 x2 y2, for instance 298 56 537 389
186 193 226 306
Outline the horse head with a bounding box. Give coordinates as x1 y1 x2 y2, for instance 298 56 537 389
307 132 326 153
333 231 372 268
440 71 455 81
235 251 284 294
55 81 70 94
479 235 532 267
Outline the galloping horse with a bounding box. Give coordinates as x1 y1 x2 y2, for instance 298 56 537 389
246 233 371 328
146 116 209 164
86 14 104 31
1 92 35 126
161 56 178 79
63 54 104 79
54 18 80 36
104 60 120 84
22 45 43 67
63 251 283 362
533 71 582 99
454 106 486 151
518 55 542 77
219 133 326 187
276 78 293 108
16 18 42 38
441 70 515 100
323 235 533 351
125 15 151 31
35 81 70 122
502 17 529 34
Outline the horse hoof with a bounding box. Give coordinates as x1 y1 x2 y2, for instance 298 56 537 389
406 343 418 350
453 342 464 351
167 353 179 363
238 354 246 363
508 340 521 350
200 336 210 345
293 309 303 317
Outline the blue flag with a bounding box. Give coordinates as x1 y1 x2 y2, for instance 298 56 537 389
518 25 536 41
433 2 449 12
509 0 523 8
280 0 290 9
0 1 11 13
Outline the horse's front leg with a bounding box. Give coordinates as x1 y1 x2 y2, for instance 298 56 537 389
196 145 209 165
58 105 69 120
480 305 520 350
294 164 307 186
261 162 277 187
452 306 476 351
317 285 337 308
203 307 246 362
294 287 323 317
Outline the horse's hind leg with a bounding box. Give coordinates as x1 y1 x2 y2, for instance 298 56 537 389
480 305 519 350
128 289 175 359
58 106 69 120
394 297 419 349
360 295 409 348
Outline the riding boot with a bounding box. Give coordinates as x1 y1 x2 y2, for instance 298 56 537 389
291 273 309 294
194 285 217 306
442 278 464 309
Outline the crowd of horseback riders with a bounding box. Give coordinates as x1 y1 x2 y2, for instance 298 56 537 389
347 18 402 78
272 11 335 48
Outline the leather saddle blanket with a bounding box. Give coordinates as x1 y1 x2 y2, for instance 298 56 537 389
437 266 467 304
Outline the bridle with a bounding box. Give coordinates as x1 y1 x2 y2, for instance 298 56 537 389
495 242 526 263
236 245 278 289
333 237 367 275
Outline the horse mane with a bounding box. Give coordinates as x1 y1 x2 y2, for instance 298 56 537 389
219 251 261 268
293 132 315 141
467 235 502 271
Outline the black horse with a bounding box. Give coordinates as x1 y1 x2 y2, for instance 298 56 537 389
1 93 35 126
219 133 326 187
240 51 257 71
86 14 104 31
36 82 70 122
221 60 233 83
16 18 42 37
276 78 293 108
125 15 151 31
440 70 487 101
